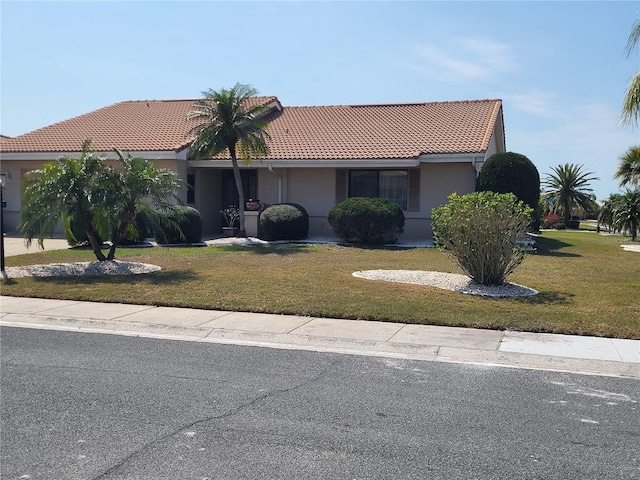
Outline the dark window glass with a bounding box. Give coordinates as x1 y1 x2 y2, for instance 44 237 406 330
348 170 407 209
187 173 195 204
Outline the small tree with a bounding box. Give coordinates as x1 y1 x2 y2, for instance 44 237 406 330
612 189 640 241
432 191 532 286
19 143 184 261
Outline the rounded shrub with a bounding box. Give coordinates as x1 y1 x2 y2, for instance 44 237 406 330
156 206 202 244
259 203 309 241
327 197 404 245
476 152 541 230
432 191 532 286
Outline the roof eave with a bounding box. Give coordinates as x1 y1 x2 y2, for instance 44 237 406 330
188 158 421 168
0 150 182 161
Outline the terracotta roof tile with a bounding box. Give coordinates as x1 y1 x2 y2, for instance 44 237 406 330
1 97 503 159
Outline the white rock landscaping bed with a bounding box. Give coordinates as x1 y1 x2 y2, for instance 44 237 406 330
352 269 538 297
4 261 161 279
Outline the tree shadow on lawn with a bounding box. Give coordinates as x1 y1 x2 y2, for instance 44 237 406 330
223 244 315 256
533 237 581 258
31 269 198 285
509 290 575 305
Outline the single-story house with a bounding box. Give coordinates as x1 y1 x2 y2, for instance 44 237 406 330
0 96 505 241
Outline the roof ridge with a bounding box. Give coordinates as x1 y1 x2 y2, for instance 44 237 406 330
281 99 502 109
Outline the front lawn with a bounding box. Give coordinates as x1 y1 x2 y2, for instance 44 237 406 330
2 231 638 339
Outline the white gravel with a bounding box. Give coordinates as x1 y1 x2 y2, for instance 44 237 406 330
352 269 537 297
4 261 161 279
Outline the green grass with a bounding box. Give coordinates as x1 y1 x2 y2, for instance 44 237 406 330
2 231 639 339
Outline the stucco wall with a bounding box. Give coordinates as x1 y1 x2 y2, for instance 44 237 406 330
1 160 53 232
281 168 336 238
0 157 183 233
248 163 476 241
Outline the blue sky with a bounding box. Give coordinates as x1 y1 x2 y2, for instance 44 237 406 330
2 0 639 200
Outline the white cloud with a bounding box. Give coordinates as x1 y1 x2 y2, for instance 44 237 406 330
502 91 559 117
409 37 518 81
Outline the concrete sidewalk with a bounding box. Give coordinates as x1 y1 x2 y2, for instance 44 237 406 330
1 295 638 379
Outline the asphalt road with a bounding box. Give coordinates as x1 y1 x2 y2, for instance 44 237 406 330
1 326 639 480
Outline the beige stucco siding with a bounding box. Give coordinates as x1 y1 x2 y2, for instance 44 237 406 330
254 163 476 241
1 160 54 231
280 168 337 238
403 162 476 240
0 157 183 232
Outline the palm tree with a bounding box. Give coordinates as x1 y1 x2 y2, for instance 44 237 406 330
104 149 185 260
612 189 640 241
621 19 640 126
19 141 112 260
542 164 599 226
615 146 640 188
187 83 271 237
19 142 184 261
597 194 621 233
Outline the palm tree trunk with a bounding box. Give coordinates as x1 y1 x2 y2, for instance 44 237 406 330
86 226 107 261
563 200 571 225
230 155 247 237
107 205 135 260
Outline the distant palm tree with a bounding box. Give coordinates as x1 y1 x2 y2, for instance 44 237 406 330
612 189 640 241
597 193 621 233
542 164 599 226
615 146 640 188
187 83 270 237
621 19 640 126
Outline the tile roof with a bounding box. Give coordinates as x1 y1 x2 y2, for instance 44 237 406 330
263 100 502 159
1 97 503 159
1 97 279 154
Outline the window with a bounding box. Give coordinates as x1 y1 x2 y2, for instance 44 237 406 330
187 173 195 204
348 170 408 209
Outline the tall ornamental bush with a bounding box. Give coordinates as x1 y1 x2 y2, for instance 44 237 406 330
432 191 532 285
476 151 541 231
328 197 404 245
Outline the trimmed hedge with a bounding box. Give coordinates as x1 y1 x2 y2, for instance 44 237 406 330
155 206 203 244
327 197 404 245
259 203 309 241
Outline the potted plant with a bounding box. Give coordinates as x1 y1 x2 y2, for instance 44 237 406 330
246 199 262 211
220 205 240 237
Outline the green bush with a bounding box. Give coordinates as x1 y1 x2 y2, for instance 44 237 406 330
476 152 541 230
156 206 202 244
432 191 532 285
327 197 404 245
64 213 103 247
566 219 580 229
259 203 309 241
